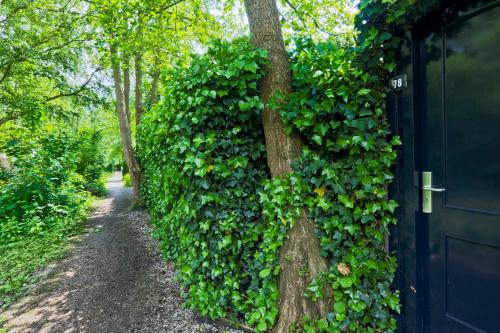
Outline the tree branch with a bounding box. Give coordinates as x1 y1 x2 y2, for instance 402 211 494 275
142 0 186 16
42 36 92 54
0 1 32 24
282 0 334 36
45 68 100 102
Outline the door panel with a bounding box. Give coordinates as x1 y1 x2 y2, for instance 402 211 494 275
445 237 500 331
420 2 500 333
444 4 500 213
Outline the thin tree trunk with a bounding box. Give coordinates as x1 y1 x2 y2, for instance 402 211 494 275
0 151 10 170
123 56 131 121
134 52 146 191
110 46 141 202
243 1 331 332
134 53 145 127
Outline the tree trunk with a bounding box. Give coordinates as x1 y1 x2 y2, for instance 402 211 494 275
133 53 145 185
123 56 131 121
243 1 331 332
134 53 145 128
110 46 141 202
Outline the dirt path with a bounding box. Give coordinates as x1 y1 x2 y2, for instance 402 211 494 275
1 173 242 333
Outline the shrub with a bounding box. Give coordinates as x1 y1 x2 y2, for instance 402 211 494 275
0 131 91 244
122 173 131 187
74 129 108 197
139 36 400 331
82 181 108 197
0 129 92 305
139 38 279 328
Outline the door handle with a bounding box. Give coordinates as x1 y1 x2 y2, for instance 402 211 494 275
422 186 446 192
422 171 445 213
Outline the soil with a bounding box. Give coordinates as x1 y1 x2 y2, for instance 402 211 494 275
1 173 244 333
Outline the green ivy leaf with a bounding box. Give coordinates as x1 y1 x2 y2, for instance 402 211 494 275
259 268 271 278
334 301 346 314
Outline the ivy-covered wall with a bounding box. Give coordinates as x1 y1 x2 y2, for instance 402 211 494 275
139 1 444 332
267 37 401 332
139 39 281 330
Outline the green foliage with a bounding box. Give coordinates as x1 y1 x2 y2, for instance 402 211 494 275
75 129 108 197
0 131 90 240
279 0 358 42
0 221 84 308
139 33 403 331
122 174 132 187
0 126 106 304
265 37 400 332
0 0 102 128
139 38 282 329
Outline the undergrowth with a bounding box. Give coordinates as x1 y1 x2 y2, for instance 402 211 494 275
0 128 104 308
0 218 86 308
122 173 132 187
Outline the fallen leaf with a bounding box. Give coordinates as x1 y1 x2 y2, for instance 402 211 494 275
337 262 351 276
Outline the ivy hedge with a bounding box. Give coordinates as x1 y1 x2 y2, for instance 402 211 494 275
139 39 281 330
139 37 399 332
139 1 443 331
269 37 400 332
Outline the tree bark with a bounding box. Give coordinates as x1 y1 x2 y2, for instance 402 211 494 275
134 53 145 128
110 46 141 202
134 52 146 192
243 1 331 332
123 56 131 121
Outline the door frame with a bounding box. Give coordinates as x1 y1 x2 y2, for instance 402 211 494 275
388 1 500 332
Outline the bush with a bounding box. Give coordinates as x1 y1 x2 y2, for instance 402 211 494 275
74 129 108 197
139 36 400 332
0 131 90 239
0 129 93 305
83 181 108 197
122 173 131 187
139 38 279 328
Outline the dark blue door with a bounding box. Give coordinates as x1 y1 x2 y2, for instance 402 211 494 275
418 2 500 332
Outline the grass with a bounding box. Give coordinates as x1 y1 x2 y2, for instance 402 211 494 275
0 199 93 310
0 229 82 309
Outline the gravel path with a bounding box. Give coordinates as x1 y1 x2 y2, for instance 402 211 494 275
1 173 244 333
